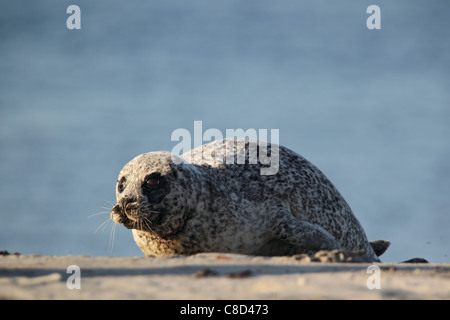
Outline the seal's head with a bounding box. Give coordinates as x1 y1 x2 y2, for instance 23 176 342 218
110 152 195 241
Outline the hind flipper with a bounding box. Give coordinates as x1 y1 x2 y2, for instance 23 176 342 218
370 240 390 257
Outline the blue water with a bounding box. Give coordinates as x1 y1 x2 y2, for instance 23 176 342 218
1 1 449 262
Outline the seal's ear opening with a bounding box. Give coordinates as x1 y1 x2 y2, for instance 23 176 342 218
172 168 178 179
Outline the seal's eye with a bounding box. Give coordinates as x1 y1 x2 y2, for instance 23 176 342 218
145 177 160 189
118 177 126 193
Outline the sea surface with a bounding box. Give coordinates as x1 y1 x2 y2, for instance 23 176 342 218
1 1 449 262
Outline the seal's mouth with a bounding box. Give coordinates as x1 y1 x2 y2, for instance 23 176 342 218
157 218 185 242
111 202 187 241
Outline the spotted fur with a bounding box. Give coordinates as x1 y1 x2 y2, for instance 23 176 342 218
110 138 380 261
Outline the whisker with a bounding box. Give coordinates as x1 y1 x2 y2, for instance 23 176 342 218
142 216 154 233
89 200 116 219
104 199 115 208
108 222 117 253
95 218 113 234
138 202 157 233
88 211 110 219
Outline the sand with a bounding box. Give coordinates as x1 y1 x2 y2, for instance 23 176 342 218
0 253 449 300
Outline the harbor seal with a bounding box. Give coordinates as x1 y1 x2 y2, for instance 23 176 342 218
110 138 387 261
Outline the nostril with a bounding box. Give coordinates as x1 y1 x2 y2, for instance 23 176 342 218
120 196 139 216
120 195 135 208
122 198 133 208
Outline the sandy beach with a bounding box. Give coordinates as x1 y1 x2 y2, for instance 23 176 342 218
0 253 449 300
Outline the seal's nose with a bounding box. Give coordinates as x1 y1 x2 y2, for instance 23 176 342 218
110 204 127 224
120 196 135 209
119 195 140 218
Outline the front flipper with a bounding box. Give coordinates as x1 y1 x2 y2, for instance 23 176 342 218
273 217 340 253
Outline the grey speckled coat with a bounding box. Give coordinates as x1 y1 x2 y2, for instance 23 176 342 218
111 138 380 261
